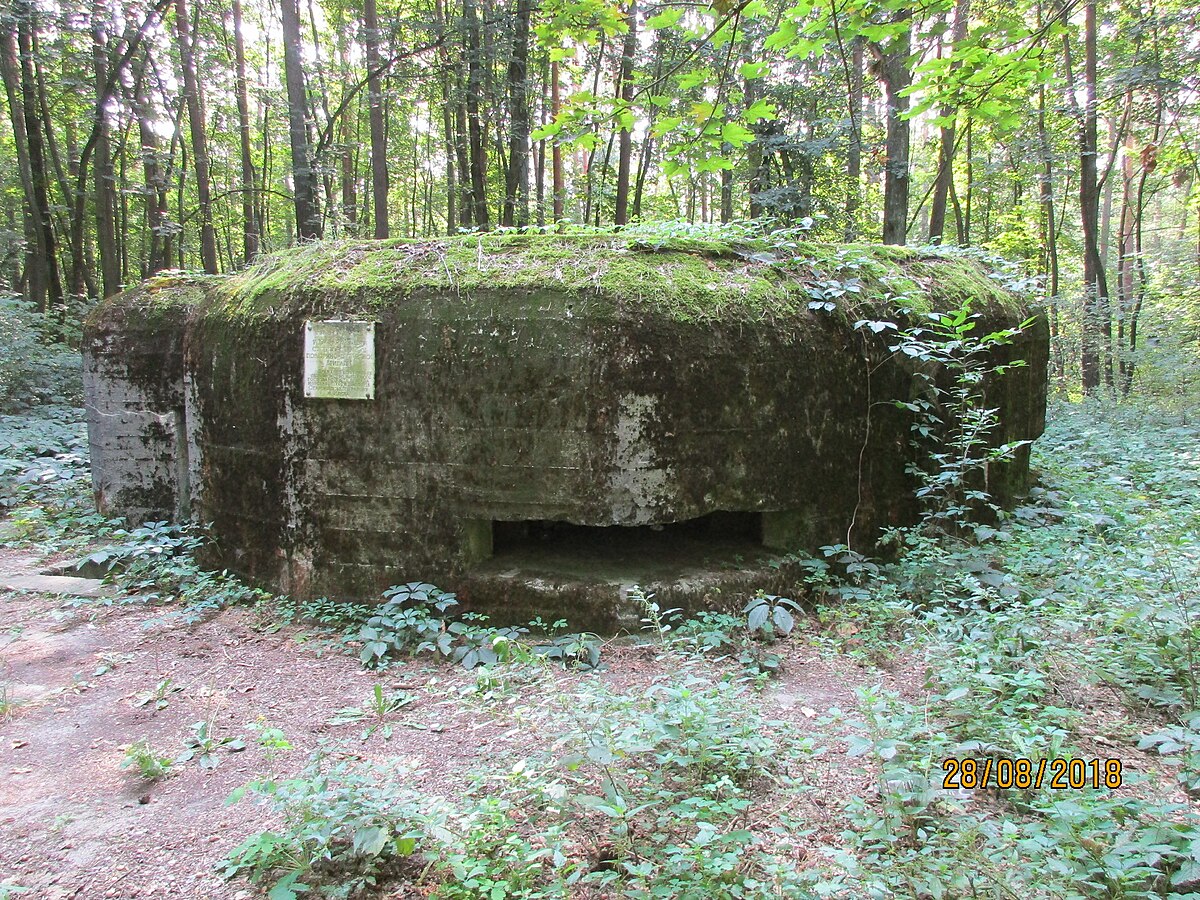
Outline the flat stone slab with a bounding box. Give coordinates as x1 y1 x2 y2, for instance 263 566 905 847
0 574 116 598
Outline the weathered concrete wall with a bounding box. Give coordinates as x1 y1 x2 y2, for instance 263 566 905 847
83 280 205 525
83 237 1049 626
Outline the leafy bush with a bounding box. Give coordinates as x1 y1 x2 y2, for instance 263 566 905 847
223 755 431 899
327 684 415 741
356 581 601 672
744 590 801 638
176 721 247 769
840 684 1200 899
537 677 822 897
1139 713 1200 796
71 521 271 622
865 300 1033 535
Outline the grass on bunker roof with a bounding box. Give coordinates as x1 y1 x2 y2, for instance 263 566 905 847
201 228 1023 324
2 396 1200 899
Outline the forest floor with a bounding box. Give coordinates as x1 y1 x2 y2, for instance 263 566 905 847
0 547 908 899
1 398 1199 899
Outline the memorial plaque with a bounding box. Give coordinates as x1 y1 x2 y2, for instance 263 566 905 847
303 320 376 399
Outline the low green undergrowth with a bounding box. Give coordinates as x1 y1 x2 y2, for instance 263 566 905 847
74 520 271 624
0 406 104 545
351 580 604 672
0 295 83 413
120 739 174 781
1 414 272 623
810 399 1200 898
223 676 827 899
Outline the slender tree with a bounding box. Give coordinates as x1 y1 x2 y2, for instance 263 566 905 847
175 0 219 272
613 0 637 227
871 10 913 245
501 0 533 227
1072 0 1109 393
928 0 970 244
845 37 863 240
231 0 260 261
280 0 322 240
363 0 389 237
462 0 489 229
0 18 57 309
551 58 564 223
92 0 121 295
11 0 63 309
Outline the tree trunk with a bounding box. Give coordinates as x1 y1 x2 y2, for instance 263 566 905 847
175 0 219 271
130 50 172 274
364 0 388 237
872 15 912 246
304 0 336 233
1099 115 1117 270
332 28 357 232
632 132 654 219
116 140 129 283
11 1 63 309
232 0 259 261
845 37 863 240
501 0 532 227
743 31 766 220
928 0 969 244
339 93 357 230
454 78 473 228
1037 82 1062 383
463 0 489 229
720 166 732 223
1123 140 1156 395
1115 125 1135 392
434 0 456 233
581 34 606 226
534 52 547 226
91 4 120 296
0 20 53 309
613 1 637 227
551 59 564 223
963 118 972 243
280 0 321 240
1072 0 1109 394
593 129 615 226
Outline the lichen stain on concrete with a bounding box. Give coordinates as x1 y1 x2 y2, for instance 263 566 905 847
276 392 302 505
609 393 675 526
83 236 1050 629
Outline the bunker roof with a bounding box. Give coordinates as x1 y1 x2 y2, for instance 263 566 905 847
186 234 1029 323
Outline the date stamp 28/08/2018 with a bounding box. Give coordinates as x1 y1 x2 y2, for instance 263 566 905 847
941 757 1124 791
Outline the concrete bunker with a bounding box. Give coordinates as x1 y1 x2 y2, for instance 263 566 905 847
83 236 1049 629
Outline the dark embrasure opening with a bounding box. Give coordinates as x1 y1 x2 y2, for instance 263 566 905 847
493 511 762 555
487 512 765 578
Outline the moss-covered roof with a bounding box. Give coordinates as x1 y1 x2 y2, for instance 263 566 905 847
219 234 1027 323
89 235 1028 326
84 272 218 331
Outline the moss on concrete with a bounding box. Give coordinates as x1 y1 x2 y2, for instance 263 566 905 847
216 235 1021 324
84 273 214 330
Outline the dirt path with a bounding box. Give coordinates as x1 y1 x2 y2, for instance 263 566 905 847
0 547 909 900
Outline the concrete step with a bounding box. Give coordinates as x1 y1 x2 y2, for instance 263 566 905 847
0 574 117 598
